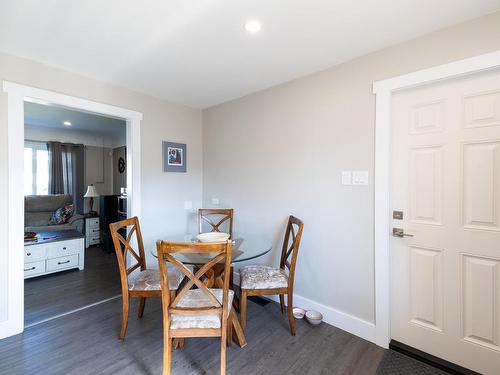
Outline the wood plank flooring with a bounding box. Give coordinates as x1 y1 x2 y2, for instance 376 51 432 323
24 246 121 326
1 296 384 374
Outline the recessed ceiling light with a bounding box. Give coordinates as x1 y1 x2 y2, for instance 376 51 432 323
245 20 261 34
63 121 72 126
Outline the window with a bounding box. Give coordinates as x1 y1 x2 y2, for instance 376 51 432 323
24 142 49 195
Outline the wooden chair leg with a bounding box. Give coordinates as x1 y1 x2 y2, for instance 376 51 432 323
220 320 227 375
227 314 233 346
119 295 129 339
240 289 247 331
229 266 240 312
287 292 296 336
279 294 285 315
138 297 146 318
163 336 172 375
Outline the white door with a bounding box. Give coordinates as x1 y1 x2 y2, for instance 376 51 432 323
391 68 500 375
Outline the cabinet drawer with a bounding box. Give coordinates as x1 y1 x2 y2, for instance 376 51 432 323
86 227 100 236
24 245 46 262
46 239 82 259
88 236 100 245
24 261 46 277
87 218 99 228
46 254 79 272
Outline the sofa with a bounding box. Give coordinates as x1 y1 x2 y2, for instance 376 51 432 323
25 194 84 233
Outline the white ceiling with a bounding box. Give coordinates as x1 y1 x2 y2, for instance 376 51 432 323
1 1 499 108
24 102 126 140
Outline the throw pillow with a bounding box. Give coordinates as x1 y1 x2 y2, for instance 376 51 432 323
50 203 74 225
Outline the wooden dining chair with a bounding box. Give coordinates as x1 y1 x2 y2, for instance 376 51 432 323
239 215 304 336
157 239 234 375
110 217 186 340
198 208 234 238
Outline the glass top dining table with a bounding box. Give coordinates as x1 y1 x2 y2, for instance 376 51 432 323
150 233 273 265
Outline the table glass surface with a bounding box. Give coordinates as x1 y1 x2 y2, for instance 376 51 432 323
151 233 272 265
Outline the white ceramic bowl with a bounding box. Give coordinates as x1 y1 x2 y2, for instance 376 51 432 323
196 232 231 243
293 308 306 319
305 310 323 325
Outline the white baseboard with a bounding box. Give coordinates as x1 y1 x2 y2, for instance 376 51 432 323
233 271 376 344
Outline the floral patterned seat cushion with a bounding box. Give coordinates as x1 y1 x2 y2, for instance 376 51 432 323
128 265 187 291
170 289 234 330
240 265 288 290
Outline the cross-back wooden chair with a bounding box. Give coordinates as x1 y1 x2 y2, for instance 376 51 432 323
110 217 185 339
239 215 304 336
198 208 234 238
157 240 235 375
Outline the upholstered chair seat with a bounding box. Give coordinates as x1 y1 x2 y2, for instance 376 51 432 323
170 289 235 329
240 266 288 290
128 266 186 292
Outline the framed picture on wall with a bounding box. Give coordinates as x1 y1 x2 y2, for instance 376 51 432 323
162 141 187 172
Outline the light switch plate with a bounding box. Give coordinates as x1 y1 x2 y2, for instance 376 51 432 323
184 201 193 210
341 171 352 185
211 198 220 205
352 171 369 186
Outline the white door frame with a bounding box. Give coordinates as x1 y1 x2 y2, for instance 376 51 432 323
0 81 143 339
372 50 500 348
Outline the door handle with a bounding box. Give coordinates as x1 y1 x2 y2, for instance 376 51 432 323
392 228 414 238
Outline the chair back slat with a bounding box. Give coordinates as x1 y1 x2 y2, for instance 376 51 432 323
127 262 141 276
279 216 304 282
110 217 147 292
156 240 233 326
165 252 224 308
198 208 234 238
169 306 223 315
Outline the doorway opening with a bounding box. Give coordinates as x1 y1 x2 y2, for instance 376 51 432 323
1 81 142 339
23 101 129 326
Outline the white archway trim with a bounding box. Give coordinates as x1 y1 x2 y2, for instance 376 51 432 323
1 81 143 339
372 49 500 348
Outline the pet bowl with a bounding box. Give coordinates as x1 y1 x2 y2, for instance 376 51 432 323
293 307 306 319
305 310 323 325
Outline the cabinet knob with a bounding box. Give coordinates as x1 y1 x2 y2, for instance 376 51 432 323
27 252 31 256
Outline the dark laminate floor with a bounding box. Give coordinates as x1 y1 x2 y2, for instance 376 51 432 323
1 297 385 375
24 246 121 325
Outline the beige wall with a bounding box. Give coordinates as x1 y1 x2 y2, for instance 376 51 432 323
24 124 125 148
202 12 500 323
0 52 203 323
